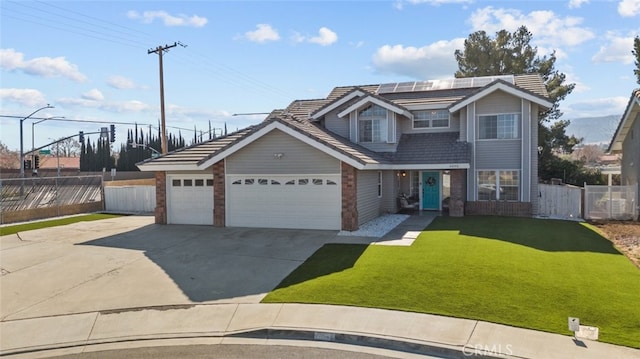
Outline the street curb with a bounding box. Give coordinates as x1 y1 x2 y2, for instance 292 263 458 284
0 327 506 358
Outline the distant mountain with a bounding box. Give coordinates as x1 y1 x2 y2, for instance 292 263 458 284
564 115 620 145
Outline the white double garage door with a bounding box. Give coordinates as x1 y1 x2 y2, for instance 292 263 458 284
167 174 341 230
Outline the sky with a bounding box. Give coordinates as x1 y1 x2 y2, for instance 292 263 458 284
1 0 639 152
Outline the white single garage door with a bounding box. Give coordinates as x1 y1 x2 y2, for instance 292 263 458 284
167 175 214 225
227 175 341 230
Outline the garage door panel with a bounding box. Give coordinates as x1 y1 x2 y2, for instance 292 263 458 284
227 175 340 230
167 176 214 225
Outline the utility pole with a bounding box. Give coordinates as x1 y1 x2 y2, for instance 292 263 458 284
148 42 184 154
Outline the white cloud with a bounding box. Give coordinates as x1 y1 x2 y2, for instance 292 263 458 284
407 0 472 4
468 7 595 48
127 10 207 27
568 0 588 9
618 0 640 17
309 27 338 46
58 96 150 113
565 96 628 117
107 75 136 89
0 88 47 107
81 89 104 101
293 27 339 46
243 24 280 43
592 32 636 64
372 38 465 79
0 48 87 82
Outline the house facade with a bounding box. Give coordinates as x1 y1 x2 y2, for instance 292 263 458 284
608 89 640 220
138 74 552 230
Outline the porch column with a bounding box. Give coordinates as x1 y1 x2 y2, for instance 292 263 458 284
213 160 225 227
449 169 465 217
341 162 358 231
154 171 167 224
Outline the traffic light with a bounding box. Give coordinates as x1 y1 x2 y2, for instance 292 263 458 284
79 131 84 144
109 124 115 143
24 159 32 170
34 155 40 169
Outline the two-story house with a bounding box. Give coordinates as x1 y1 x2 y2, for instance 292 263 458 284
138 74 552 230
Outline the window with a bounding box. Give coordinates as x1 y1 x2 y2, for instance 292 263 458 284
271 180 281 185
195 179 204 186
377 171 382 198
477 170 519 201
172 179 181 186
206 179 214 186
298 178 309 185
258 178 268 185
312 179 323 185
414 110 449 128
183 179 193 186
244 179 254 185
358 104 387 143
327 179 337 185
479 114 519 139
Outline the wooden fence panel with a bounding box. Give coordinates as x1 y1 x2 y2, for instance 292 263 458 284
538 184 582 219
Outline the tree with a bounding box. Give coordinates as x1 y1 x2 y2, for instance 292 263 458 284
455 26 575 122
633 36 640 85
571 144 606 165
0 141 19 169
454 26 584 182
53 137 81 157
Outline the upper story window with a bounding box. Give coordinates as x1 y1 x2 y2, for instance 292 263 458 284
414 110 449 129
478 114 520 140
358 104 387 143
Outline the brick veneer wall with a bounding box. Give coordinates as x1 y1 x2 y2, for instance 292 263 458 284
465 201 532 217
449 169 465 217
341 162 358 231
213 160 225 227
154 171 167 224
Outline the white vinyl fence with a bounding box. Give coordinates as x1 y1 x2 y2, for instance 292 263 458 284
538 184 583 219
584 184 637 220
104 186 155 213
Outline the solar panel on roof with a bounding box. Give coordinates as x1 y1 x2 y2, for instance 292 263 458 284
376 75 515 94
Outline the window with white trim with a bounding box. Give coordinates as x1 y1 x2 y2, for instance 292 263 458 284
414 110 449 128
358 104 387 143
478 114 519 139
477 170 519 201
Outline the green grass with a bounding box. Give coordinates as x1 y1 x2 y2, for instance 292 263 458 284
263 216 640 348
0 213 122 236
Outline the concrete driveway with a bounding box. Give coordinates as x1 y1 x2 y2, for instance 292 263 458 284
0 216 349 321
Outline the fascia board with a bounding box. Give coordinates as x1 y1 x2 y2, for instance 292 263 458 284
364 163 470 170
609 97 640 152
137 163 200 171
198 121 365 170
449 83 553 113
310 90 365 120
337 97 413 119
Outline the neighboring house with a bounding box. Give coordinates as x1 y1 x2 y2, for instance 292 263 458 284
138 74 552 230
38 156 80 170
608 89 640 219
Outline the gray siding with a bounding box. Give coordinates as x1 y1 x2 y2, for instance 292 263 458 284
475 90 521 114
357 170 381 225
459 108 467 141
475 140 522 169
324 110 350 138
622 112 640 189
226 129 340 174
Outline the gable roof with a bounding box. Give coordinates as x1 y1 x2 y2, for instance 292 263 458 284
608 89 640 153
448 79 553 113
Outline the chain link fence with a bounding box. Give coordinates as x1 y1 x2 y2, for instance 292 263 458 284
0 175 103 224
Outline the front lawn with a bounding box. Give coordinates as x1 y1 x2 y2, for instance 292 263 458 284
262 216 640 348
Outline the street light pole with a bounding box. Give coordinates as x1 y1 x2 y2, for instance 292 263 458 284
20 104 54 179
31 116 65 174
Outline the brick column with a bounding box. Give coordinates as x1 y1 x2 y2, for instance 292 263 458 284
341 162 358 231
154 171 167 224
213 160 225 227
449 169 465 217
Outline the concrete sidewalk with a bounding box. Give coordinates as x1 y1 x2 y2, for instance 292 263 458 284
1 303 638 358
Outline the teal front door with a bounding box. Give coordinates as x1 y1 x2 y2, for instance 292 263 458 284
422 172 440 210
